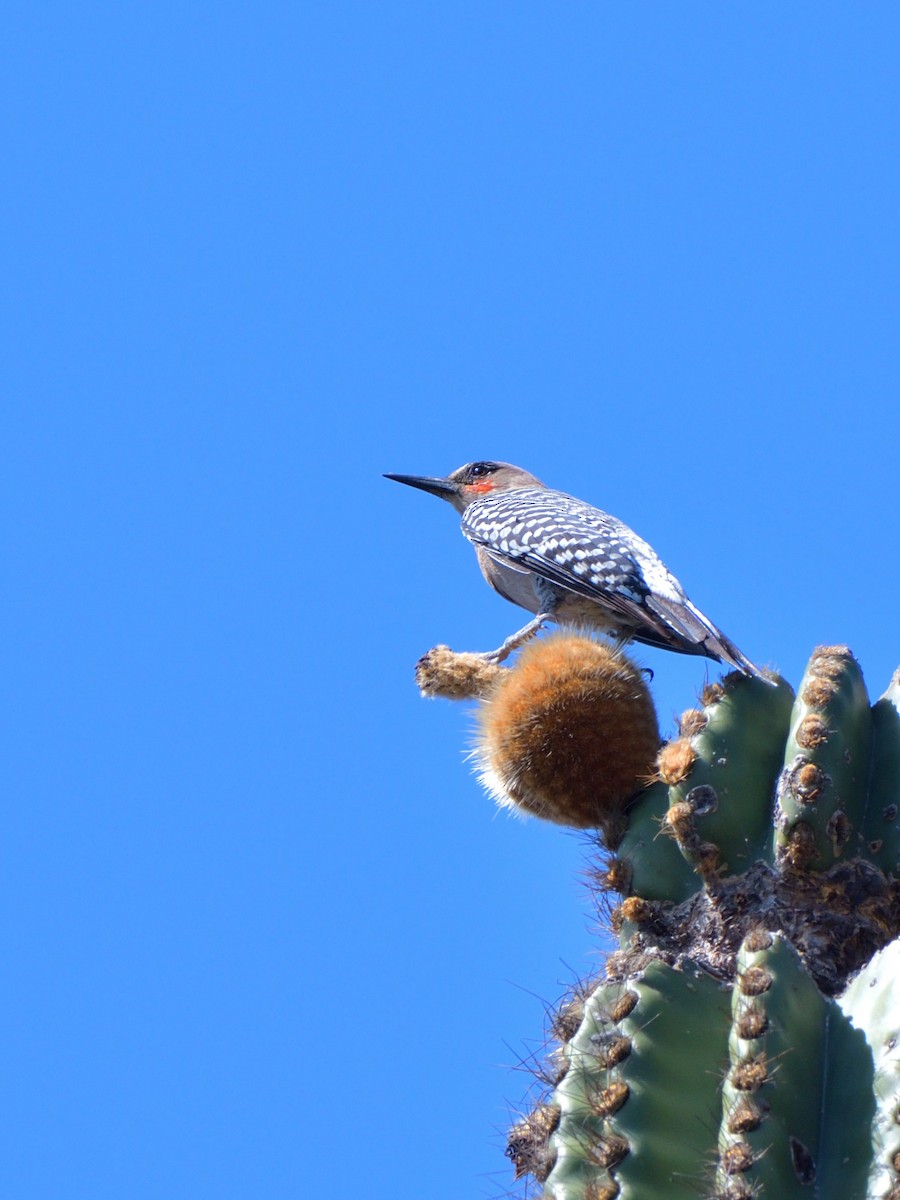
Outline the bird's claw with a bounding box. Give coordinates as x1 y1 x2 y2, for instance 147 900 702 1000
480 614 549 664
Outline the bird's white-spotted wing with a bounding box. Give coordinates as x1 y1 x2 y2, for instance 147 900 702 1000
461 488 687 633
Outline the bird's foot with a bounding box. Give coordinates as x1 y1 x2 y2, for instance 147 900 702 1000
481 614 549 664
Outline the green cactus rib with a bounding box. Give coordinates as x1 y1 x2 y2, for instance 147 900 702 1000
666 674 794 876
617 779 699 902
836 938 900 1197
716 933 867 1197
715 932 895 1198
774 647 872 871
544 959 730 1199
861 668 900 876
619 673 794 899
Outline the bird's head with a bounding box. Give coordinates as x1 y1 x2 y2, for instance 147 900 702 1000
384 461 544 513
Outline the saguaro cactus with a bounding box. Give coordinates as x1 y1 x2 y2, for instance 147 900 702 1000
417 638 900 1198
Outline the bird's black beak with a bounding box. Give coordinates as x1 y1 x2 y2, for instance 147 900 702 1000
383 473 460 500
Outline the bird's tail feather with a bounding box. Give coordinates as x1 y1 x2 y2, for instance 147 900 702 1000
646 596 771 683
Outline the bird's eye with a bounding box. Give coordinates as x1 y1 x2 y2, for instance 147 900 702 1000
469 462 494 478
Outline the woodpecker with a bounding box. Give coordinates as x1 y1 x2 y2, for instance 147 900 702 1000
385 461 768 680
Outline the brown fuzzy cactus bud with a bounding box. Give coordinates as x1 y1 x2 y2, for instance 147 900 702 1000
472 634 659 839
414 645 504 700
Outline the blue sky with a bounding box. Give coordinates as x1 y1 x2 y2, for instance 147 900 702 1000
5 5 900 1197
